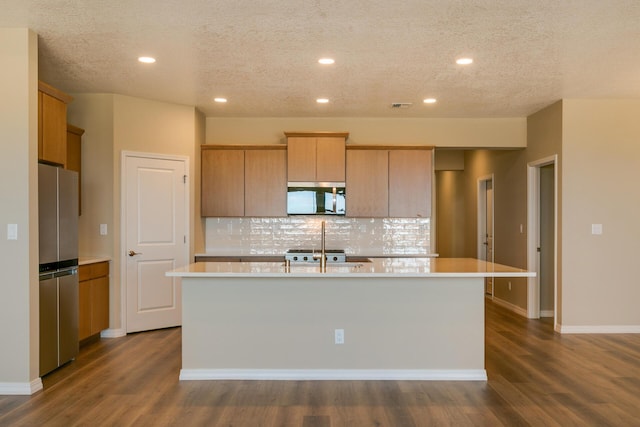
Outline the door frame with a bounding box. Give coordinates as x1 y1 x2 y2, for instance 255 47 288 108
120 150 190 333
526 155 558 327
477 174 494 297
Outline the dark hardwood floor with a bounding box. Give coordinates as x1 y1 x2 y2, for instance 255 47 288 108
2 299 640 426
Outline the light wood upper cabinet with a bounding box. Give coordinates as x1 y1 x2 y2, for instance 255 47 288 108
287 137 316 181
201 145 287 217
66 124 84 215
201 148 245 217
244 148 287 217
346 146 433 218
346 149 389 217
285 132 348 182
389 149 432 218
38 81 73 167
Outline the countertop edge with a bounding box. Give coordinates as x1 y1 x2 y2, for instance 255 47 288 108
168 271 535 278
79 256 111 265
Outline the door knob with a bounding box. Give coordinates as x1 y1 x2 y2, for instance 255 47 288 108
128 250 142 257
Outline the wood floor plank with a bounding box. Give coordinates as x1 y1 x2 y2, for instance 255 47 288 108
2 300 640 426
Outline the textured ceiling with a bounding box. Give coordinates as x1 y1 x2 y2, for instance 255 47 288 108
2 0 640 118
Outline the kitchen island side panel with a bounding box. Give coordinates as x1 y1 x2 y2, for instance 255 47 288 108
181 276 484 372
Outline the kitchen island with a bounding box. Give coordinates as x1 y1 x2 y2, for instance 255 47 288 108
167 258 534 381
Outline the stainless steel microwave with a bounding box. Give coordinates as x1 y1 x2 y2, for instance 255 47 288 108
287 182 346 215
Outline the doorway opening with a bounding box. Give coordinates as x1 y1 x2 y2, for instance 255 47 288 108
477 175 494 297
527 155 558 329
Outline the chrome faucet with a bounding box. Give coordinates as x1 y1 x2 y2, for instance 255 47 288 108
313 220 327 272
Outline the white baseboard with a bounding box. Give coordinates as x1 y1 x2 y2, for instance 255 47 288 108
0 378 43 395
179 369 487 381
100 328 126 338
491 296 528 317
559 324 640 334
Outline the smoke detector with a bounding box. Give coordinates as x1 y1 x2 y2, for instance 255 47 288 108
391 102 413 109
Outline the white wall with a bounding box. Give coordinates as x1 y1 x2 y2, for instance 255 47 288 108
68 94 203 332
206 117 526 147
0 28 40 391
67 94 115 258
562 100 640 329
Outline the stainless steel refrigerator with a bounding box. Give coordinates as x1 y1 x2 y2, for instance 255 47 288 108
38 163 79 376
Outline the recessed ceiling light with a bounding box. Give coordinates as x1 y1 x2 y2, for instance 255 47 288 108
456 57 473 65
423 98 437 104
316 98 329 104
138 56 156 64
214 98 227 103
318 58 335 65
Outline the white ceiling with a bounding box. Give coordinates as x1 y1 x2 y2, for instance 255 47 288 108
3 0 640 118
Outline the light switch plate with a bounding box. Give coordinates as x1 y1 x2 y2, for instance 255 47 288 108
7 224 17 240
591 224 603 235
100 224 108 235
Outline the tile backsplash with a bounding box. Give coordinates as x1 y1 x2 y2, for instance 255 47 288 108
205 217 431 255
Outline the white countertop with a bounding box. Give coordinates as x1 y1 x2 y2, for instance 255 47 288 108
79 256 111 265
194 252 439 258
168 257 534 278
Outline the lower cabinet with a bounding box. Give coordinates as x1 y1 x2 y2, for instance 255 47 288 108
79 261 110 341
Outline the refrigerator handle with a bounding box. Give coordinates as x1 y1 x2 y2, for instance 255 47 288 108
53 268 78 278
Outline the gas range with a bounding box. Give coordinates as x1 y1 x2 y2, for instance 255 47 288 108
285 249 346 263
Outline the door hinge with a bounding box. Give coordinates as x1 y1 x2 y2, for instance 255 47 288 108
184 235 186 243
183 175 187 184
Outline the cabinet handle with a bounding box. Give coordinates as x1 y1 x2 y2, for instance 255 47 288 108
128 250 142 257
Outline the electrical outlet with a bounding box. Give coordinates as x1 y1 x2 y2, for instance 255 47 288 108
334 329 345 344
100 224 108 235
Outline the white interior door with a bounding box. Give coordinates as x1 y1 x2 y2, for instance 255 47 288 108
539 164 555 317
124 153 188 333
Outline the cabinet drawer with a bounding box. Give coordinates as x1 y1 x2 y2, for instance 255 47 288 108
79 261 109 281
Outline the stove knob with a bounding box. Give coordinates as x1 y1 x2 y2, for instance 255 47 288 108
303 256 308 261
332 256 338 261
293 256 298 261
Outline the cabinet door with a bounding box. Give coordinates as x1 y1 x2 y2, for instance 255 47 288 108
346 149 389 217
287 137 316 181
388 150 432 218
79 279 92 340
316 137 346 182
245 149 287 217
91 276 110 335
66 125 83 215
39 91 68 166
201 149 245 216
